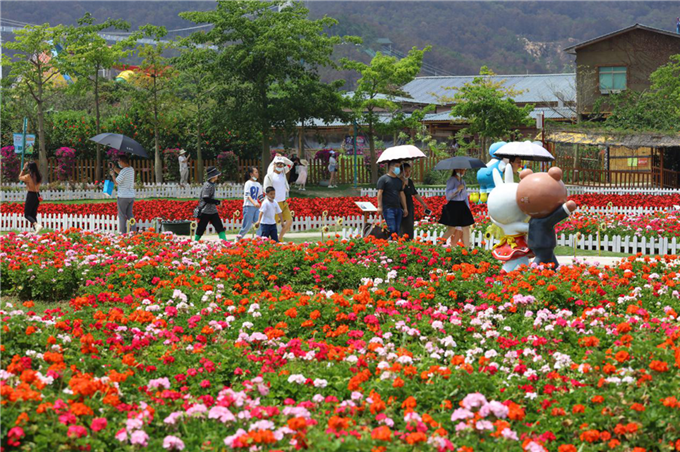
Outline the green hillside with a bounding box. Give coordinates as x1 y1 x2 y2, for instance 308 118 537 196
2 1 678 82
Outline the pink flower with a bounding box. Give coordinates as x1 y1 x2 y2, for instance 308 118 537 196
59 413 78 425
451 408 474 422
130 430 149 447
115 428 128 442
479 401 509 419
91 418 108 432
461 393 488 410
68 425 88 438
163 435 186 450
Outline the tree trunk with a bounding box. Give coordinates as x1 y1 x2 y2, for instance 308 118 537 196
153 76 163 183
94 69 102 182
369 116 377 184
196 118 203 183
260 85 270 173
36 82 48 181
261 127 270 175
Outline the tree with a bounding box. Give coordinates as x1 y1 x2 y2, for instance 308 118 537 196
343 46 430 183
598 54 680 132
180 0 356 171
172 43 220 182
442 66 534 158
2 23 66 178
133 26 175 183
61 13 134 181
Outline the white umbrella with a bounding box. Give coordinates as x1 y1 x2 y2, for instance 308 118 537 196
493 141 555 162
376 145 426 163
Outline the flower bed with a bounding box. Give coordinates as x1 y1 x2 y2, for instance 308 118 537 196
1 231 680 450
3 194 679 223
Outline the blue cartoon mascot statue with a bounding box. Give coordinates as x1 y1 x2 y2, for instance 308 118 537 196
476 141 507 202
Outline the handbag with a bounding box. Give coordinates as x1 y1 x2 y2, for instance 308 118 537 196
193 201 205 218
363 220 389 240
103 179 114 197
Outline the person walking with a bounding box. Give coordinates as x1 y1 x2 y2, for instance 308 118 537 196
19 162 43 232
194 166 227 242
377 161 408 239
263 155 293 241
294 159 308 191
328 151 338 188
676 17 680 34
236 166 263 240
438 168 474 247
399 162 431 240
178 149 190 186
288 155 300 185
109 155 135 234
254 186 283 242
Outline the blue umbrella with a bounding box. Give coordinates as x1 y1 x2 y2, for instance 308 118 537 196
90 133 149 159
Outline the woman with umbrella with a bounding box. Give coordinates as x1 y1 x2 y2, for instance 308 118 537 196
109 154 136 234
433 156 485 248
91 133 149 234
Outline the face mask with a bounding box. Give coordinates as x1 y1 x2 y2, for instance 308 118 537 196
393 167 401 176
252 176 257 181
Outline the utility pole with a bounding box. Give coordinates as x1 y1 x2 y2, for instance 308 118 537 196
353 119 358 188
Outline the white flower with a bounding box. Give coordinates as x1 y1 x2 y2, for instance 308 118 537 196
312 378 327 388
287 374 306 385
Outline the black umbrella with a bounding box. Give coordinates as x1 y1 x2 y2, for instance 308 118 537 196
90 133 149 159
433 156 486 170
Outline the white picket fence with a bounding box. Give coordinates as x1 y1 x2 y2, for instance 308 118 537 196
0 213 377 234
565 186 680 196
341 227 680 255
360 186 680 198
0 183 246 202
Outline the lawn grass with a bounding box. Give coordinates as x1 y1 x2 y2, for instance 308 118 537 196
553 245 627 258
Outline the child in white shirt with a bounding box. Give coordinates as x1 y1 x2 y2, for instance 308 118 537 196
254 186 282 242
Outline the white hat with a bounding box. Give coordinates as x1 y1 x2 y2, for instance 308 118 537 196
179 149 187 155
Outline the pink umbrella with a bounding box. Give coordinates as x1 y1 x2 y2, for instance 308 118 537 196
376 145 426 163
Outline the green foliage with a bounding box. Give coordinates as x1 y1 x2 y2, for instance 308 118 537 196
444 66 534 157
130 25 176 183
343 46 431 183
2 23 67 175
423 168 448 185
596 54 680 133
180 0 355 172
60 13 134 180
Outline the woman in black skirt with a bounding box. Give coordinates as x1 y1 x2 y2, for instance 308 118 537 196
438 168 474 247
19 162 43 232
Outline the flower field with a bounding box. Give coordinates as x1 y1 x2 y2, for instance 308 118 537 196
2 194 680 238
2 231 680 451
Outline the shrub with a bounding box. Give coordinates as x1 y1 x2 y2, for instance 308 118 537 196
1 146 20 183
423 168 448 185
217 151 239 182
106 148 125 162
163 148 181 183
55 147 77 181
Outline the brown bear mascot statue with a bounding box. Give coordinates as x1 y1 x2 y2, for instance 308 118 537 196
516 167 577 268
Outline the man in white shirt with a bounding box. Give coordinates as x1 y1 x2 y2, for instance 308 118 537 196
178 149 190 186
263 155 293 240
109 154 136 234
